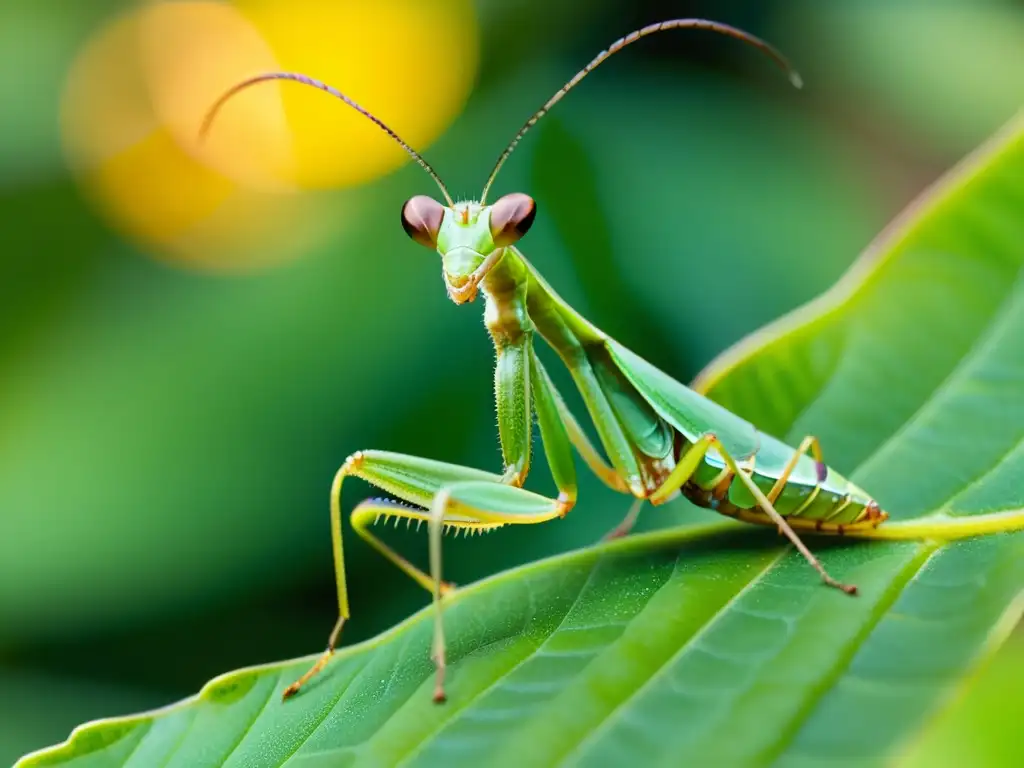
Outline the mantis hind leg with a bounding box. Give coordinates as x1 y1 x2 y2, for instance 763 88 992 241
642 434 857 596
599 434 723 541
711 440 858 595
767 435 824 502
603 498 644 540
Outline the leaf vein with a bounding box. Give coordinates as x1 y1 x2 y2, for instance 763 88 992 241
758 541 940 764
111 722 153 767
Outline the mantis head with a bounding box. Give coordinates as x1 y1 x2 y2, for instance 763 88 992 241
200 20 800 304
400 193 536 303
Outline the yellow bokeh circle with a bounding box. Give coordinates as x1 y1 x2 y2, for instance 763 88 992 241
61 0 479 271
227 0 479 189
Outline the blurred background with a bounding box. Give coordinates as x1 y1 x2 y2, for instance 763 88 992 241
2 0 1023 763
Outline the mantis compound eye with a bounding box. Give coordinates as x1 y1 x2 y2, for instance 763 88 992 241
488 193 536 247
401 195 446 248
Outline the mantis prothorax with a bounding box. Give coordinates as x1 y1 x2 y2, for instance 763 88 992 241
202 19 1024 704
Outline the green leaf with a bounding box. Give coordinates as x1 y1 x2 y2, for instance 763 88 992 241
18 113 1024 767
900 636 1024 767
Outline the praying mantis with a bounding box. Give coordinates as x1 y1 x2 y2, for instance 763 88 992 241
202 19 1024 704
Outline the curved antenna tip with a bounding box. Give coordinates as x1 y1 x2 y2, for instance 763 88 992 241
480 19 805 201
198 72 453 205
198 118 214 144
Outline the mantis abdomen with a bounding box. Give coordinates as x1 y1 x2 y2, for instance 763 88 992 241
683 433 885 533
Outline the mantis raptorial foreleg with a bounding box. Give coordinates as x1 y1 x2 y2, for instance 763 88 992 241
495 331 533 486
281 448 574 701
283 338 592 700
423 479 571 701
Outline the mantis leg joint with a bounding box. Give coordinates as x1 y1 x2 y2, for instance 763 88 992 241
341 451 366 474
556 492 575 517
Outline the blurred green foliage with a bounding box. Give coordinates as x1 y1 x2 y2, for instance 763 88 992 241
2 0 1022 763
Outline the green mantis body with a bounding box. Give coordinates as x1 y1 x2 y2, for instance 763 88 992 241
203 19 1024 704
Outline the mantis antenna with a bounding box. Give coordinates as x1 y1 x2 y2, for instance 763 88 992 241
200 72 455 207
479 18 803 203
